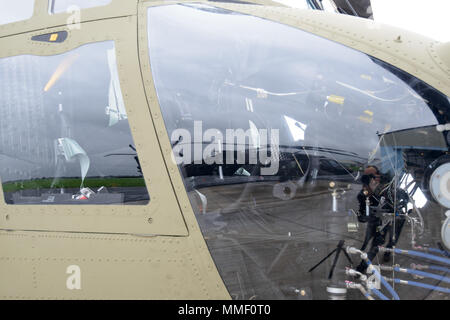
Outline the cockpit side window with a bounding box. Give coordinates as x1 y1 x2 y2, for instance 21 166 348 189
0 41 150 205
0 0 35 25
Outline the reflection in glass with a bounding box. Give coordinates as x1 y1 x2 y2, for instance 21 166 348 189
0 41 149 205
148 4 450 299
0 0 34 25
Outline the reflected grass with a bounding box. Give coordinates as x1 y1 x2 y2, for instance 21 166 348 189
2 177 146 192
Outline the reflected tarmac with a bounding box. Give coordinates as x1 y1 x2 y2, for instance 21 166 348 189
191 180 449 300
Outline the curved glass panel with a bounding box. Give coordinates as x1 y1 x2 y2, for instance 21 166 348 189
148 4 450 299
0 41 149 205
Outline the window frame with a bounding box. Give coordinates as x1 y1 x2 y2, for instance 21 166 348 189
0 16 188 236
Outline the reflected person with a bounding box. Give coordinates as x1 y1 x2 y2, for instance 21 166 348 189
356 166 407 273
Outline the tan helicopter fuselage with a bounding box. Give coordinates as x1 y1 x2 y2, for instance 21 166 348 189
0 0 449 299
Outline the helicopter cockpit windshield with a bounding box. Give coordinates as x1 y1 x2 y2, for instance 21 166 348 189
147 3 450 299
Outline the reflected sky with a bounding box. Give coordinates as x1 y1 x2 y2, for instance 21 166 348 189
0 0 34 25
0 41 141 182
148 4 443 172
